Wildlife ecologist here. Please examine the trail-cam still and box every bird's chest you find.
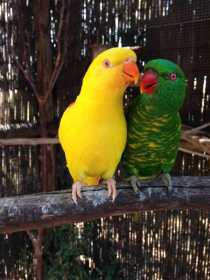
[73,105,126,158]
[130,114,180,154]
[75,115,126,176]
[82,117,126,153]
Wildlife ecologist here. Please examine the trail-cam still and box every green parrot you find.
[122,59,187,191]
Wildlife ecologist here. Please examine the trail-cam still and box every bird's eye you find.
[103,59,112,68]
[169,73,177,81]
[125,57,133,63]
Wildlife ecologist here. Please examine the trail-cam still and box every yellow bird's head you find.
[81,47,140,99]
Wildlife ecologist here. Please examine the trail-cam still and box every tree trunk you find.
[33,1,55,193]
[27,229,44,280]
[39,103,55,193]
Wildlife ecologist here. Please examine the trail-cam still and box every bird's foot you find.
[130,175,141,193]
[159,173,172,192]
[72,181,83,204]
[106,178,117,202]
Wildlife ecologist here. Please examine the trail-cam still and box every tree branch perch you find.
[1,176,210,234]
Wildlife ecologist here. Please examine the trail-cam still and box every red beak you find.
[140,71,158,95]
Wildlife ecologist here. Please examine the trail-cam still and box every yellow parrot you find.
[59,47,139,203]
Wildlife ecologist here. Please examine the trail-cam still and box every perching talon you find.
[106,178,117,202]
[72,181,83,204]
[160,173,172,192]
[130,175,141,194]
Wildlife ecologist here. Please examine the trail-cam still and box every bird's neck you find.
[78,84,126,107]
[140,100,177,119]
[76,91,125,122]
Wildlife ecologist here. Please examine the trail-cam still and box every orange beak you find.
[123,61,140,86]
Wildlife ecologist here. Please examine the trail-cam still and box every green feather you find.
[123,59,187,179]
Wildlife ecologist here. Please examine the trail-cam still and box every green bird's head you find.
[140,59,187,114]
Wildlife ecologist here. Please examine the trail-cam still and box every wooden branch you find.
[13,0,38,102]
[183,122,210,136]
[0,123,58,139]
[199,138,210,143]
[0,137,202,152]
[0,136,209,160]
[181,124,210,159]
[16,60,40,101]
[179,147,210,159]
[0,138,58,146]
[125,45,142,50]
[27,229,44,280]
[1,176,210,234]
[46,0,68,102]
[0,123,210,160]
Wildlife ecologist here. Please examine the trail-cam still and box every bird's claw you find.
[72,181,82,204]
[130,175,141,193]
[160,173,172,192]
[106,178,117,202]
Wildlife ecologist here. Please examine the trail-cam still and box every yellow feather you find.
[59,47,138,185]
